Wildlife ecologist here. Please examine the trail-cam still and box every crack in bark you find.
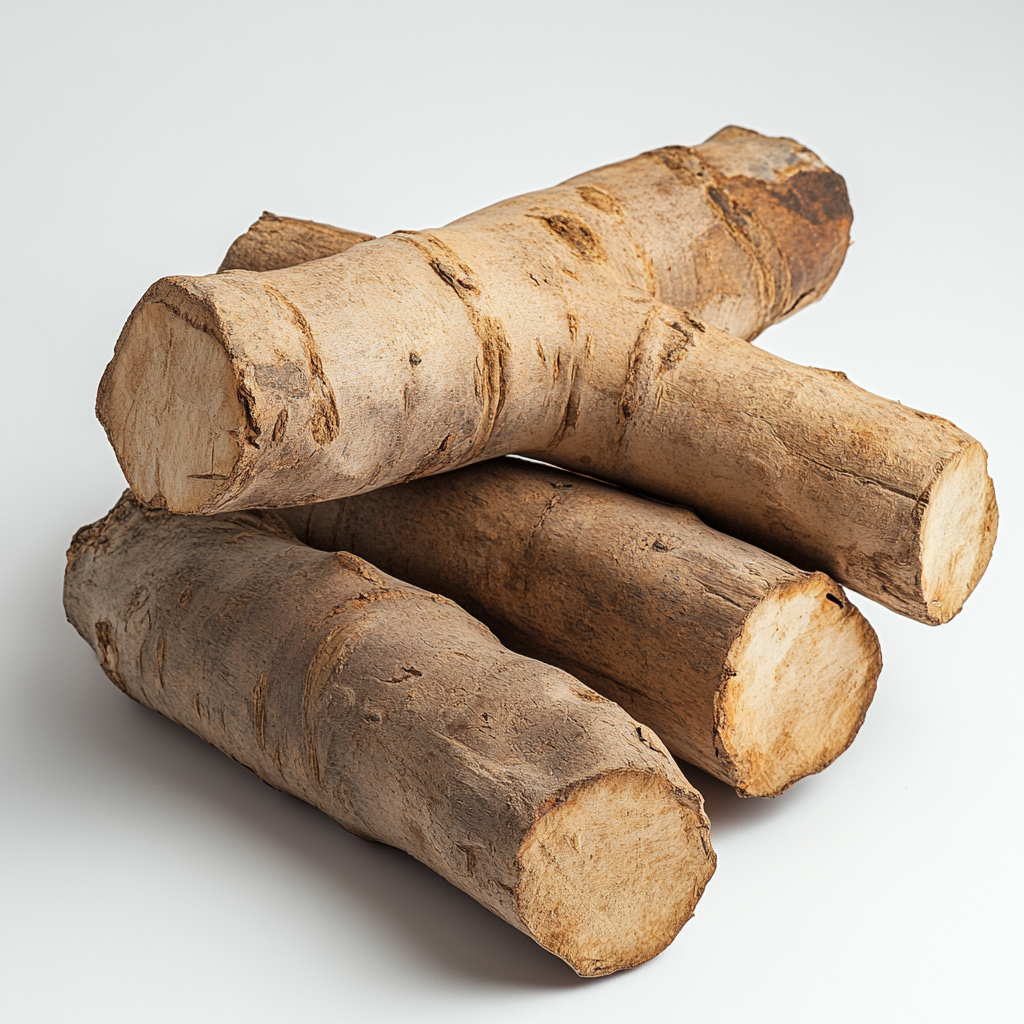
[261,282,340,445]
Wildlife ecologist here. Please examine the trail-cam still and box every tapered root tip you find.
[717,575,882,798]
[515,770,715,977]
[97,300,245,514]
[920,442,998,625]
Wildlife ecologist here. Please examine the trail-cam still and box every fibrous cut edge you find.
[716,573,882,798]
[516,769,712,977]
[920,441,998,625]
[98,301,245,513]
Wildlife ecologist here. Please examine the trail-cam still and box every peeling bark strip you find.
[99,126,997,623]
[63,493,714,977]
[280,458,882,798]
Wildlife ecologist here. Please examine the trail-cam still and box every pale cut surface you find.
[717,574,882,797]
[100,302,244,513]
[63,493,715,977]
[516,770,711,977]
[281,458,882,796]
[920,442,998,624]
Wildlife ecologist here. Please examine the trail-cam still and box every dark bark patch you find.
[530,213,607,262]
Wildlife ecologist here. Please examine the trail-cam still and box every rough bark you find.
[279,458,881,797]
[218,212,373,273]
[63,493,715,977]
[219,229,884,792]
[97,125,996,623]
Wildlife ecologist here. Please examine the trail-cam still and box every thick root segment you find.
[281,458,882,797]
[99,127,994,622]
[63,493,714,976]
[97,127,852,511]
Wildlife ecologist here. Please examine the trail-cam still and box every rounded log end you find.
[920,442,998,625]
[716,574,882,798]
[695,126,853,327]
[514,769,715,977]
[97,298,245,514]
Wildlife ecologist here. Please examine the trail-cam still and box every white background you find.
[1,2,1021,1020]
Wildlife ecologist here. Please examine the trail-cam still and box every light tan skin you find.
[98,126,997,623]
[227,231,881,796]
[281,458,882,798]
[63,494,715,978]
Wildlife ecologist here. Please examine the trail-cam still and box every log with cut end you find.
[191,222,882,794]
[216,213,999,628]
[63,493,715,977]
[279,458,882,797]
[97,126,997,623]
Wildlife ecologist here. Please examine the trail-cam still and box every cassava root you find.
[98,126,997,623]
[63,493,715,977]
[225,220,883,794]
[280,458,883,797]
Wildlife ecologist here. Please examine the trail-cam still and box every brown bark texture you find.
[221,226,882,793]
[219,212,373,273]
[63,493,716,977]
[97,125,997,623]
[279,458,882,797]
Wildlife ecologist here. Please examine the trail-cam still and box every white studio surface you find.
[1,2,1020,1021]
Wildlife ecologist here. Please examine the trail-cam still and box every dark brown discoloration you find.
[529,213,607,263]
[644,132,853,333]
[721,168,853,320]
[575,185,623,217]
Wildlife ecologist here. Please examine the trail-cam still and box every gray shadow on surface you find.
[678,762,813,835]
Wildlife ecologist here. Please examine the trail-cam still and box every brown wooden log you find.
[279,458,881,798]
[218,212,373,273]
[220,223,882,794]
[97,126,997,623]
[63,493,715,977]
[219,227,881,795]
